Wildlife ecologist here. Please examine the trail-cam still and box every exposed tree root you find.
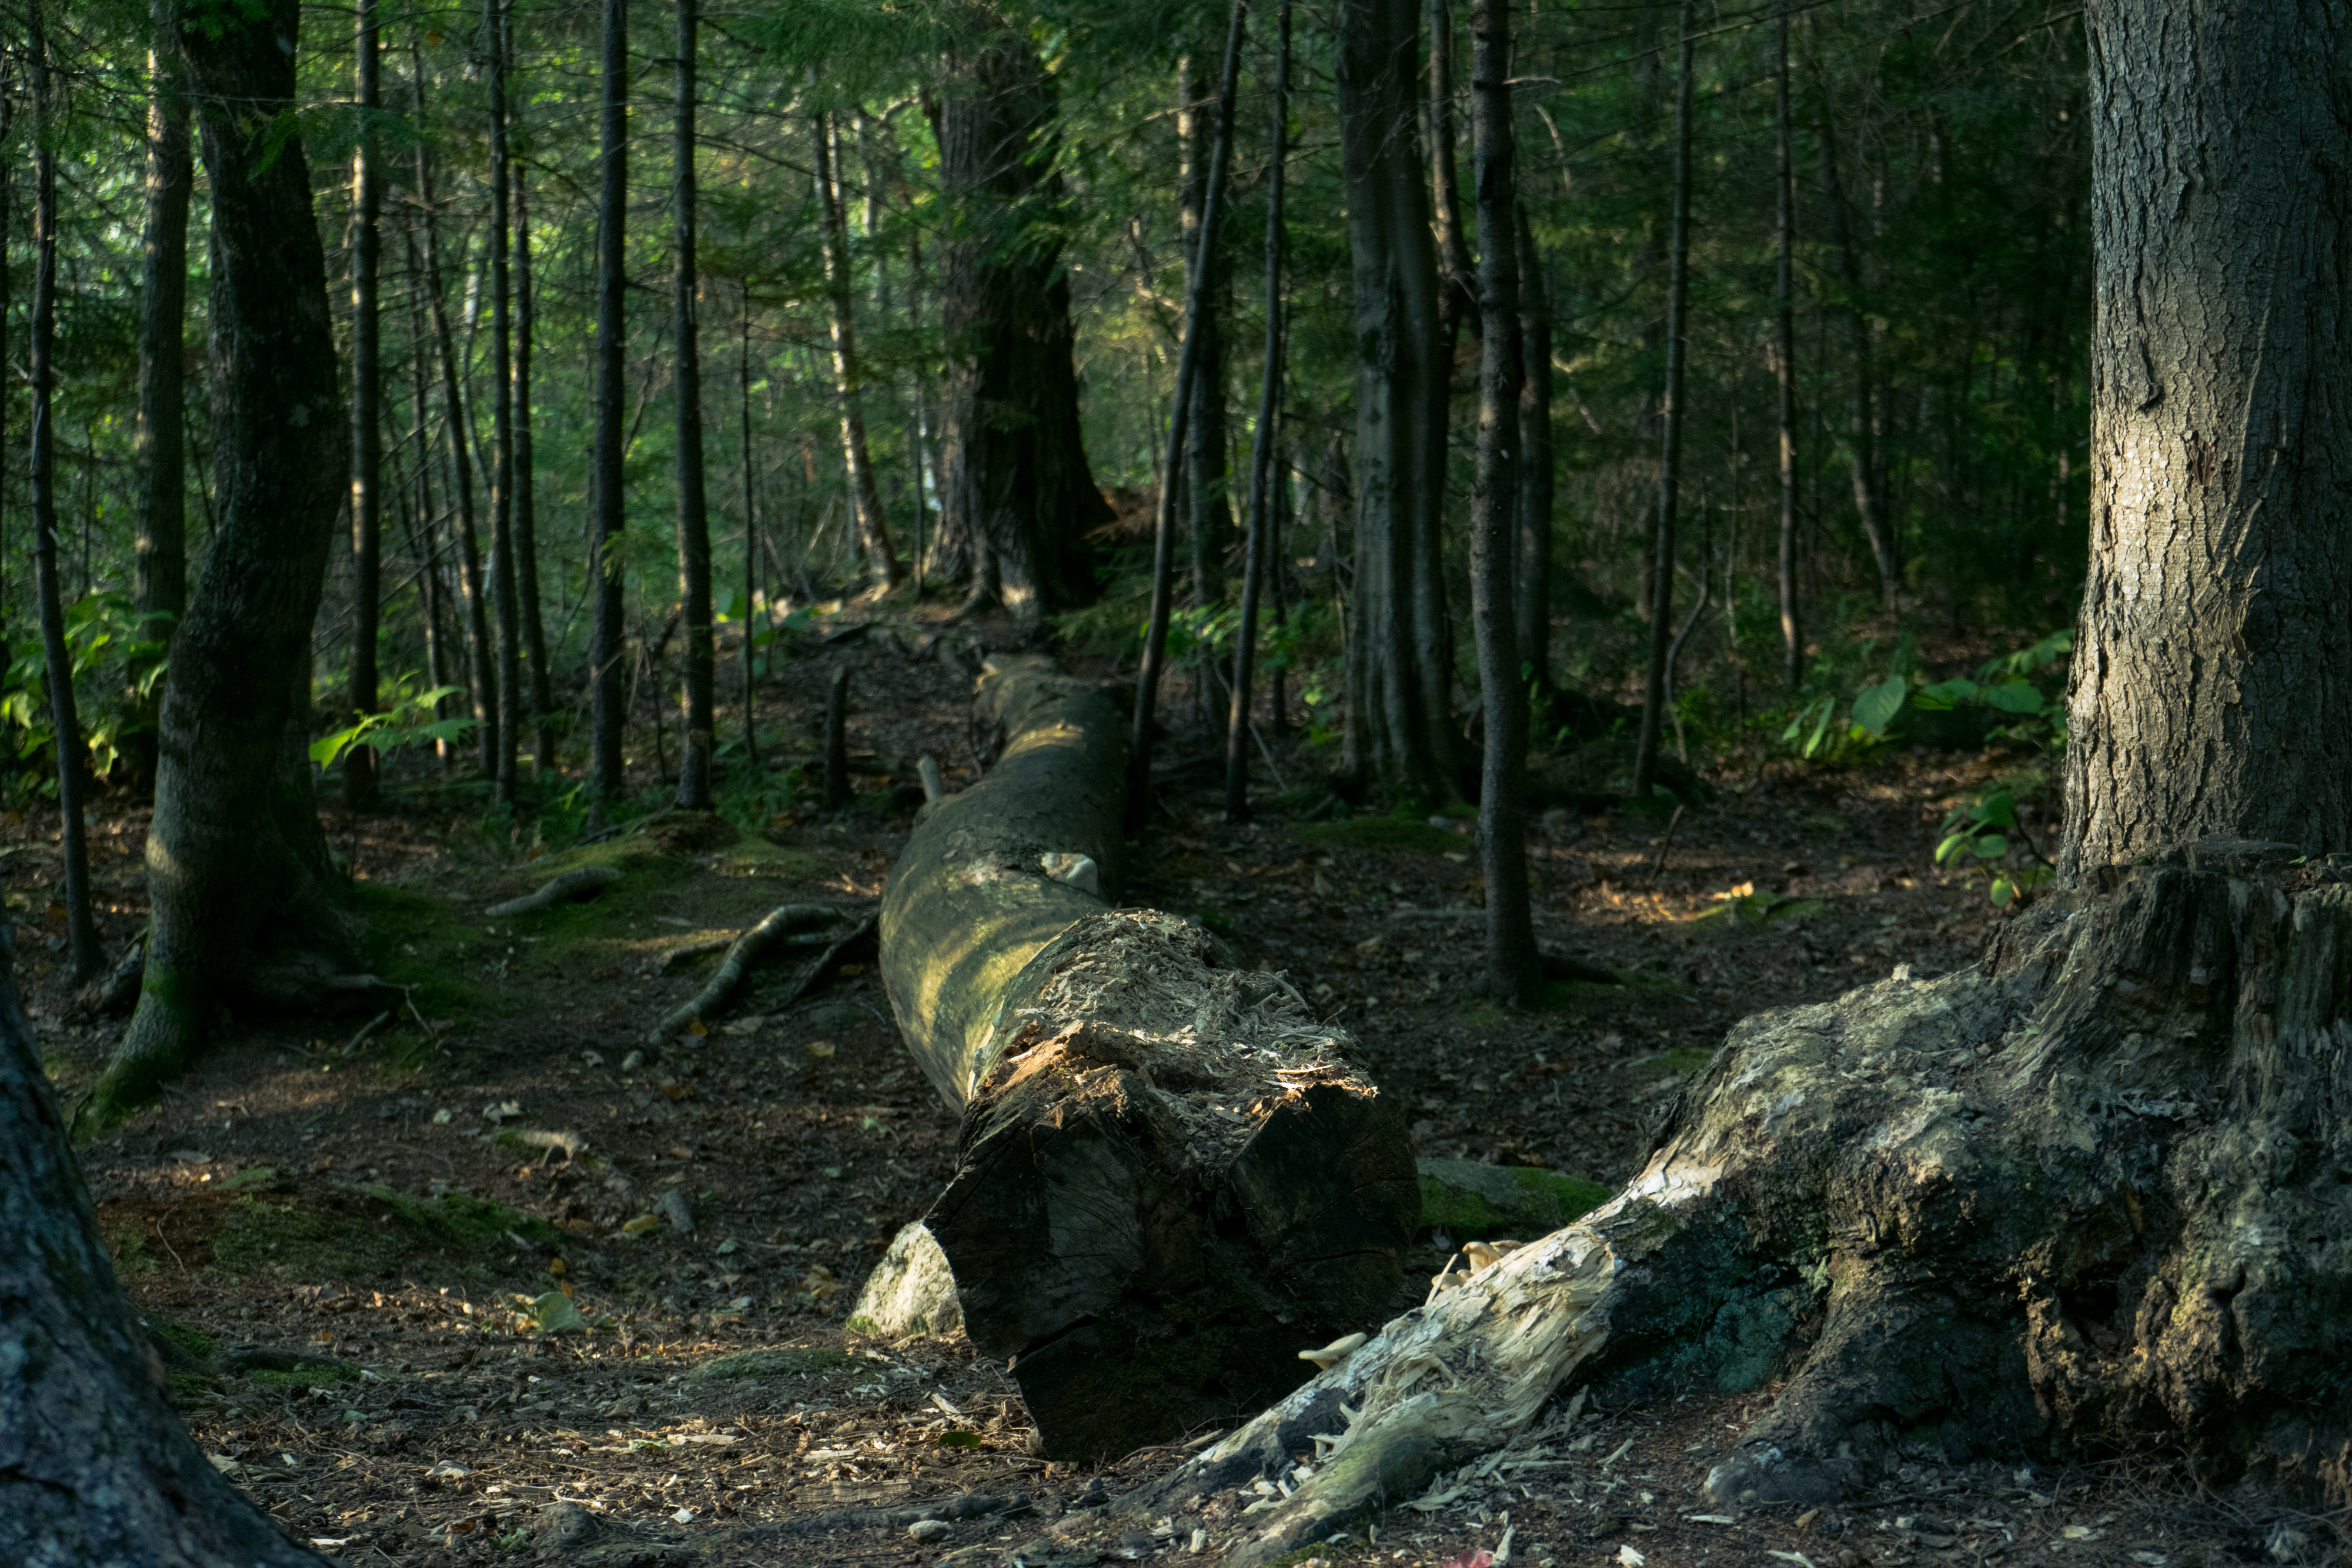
[648,903,860,1041]
[1086,844,2352,1562]
[485,864,624,917]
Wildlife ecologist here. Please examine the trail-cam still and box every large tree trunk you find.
[96,0,363,1117]
[1020,10,2352,1559]
[1335,0,1454,803]
[881,657,1416,1463]
[2060,0,2352,870]
[926,5,1111,617]
[1,918,327,1564]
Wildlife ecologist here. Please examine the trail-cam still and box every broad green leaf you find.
[1986,681,2044,714]
[1972,834,2010,859]
[1851,676,1907,735]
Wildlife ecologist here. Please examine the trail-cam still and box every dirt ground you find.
[18,610,2327,1568]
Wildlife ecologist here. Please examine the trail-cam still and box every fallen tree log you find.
[1037,844,2352,1564]
[878,655,1418,1462]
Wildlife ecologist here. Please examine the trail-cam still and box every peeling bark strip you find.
[880,658,1416,1461]
[1090,845,2352,1562]
[2063,0,2352,871]
[0,918,328,1565]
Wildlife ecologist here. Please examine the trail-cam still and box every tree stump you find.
[1100,842,2352,1563]
[879,656,1418,1461]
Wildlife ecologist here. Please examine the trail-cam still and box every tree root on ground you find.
[484,864,624,917]
[1056,844,2352,1564]
[647,904,866,1041]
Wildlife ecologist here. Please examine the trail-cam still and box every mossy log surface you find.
[879,657,1418,1462]
[1053,841,2352,1564]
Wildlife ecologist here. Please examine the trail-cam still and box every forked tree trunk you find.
[812,108,903,590]
[1010,9,2352,1559]
[0,918,327,1564]
[881,657,1416,1462]
[96,0,363,1114]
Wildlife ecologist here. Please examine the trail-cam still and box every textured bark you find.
[1224,0,1290,821]
[812,110,902,590]
[2061,0,2352,873]
[1,919,328,1566]
[671,0,714,811]
[133,28,192,651]
[882,657,1415,1462]
[925,7,1111,616]
[28,13,101,985]
[1335,0,1454,803]
[1631,0,1695,801]
[343,0,383,808]
[98,0,363,1115]
[1467,0,1535,1006]
[588,0,629,808]
[1513,210,1552,687]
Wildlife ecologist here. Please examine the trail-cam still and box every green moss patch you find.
[151,1316,218,1365]
[212,1186,558,1279]
[1297,817,1467,854]
[357,884,490,1018]
[1416,1157,1612,1239]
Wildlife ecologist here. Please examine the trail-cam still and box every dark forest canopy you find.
[0,0,2089,825]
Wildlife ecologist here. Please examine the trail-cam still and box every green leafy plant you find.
[1934,787,2053,908]
[1,594,175,788]
[310,676,476,770]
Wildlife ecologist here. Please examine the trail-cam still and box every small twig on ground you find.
[783,916,881,1007]
[342,1009,394,1057]
[153,1215,186,1272]
[1648,804,1688,883]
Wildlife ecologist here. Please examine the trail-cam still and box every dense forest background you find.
[0,0,2089,827]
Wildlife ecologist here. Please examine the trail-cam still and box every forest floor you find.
[19,609,2312,1568]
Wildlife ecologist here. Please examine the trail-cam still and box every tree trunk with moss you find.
[1004,9,2352,1558]
[880,656,1417,1462]
[93,0,363,1119]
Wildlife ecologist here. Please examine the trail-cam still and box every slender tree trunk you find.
[405,230,456,771]
[344,0,383,807]
[926,8,1112,616]
[29,12,99,985]
[1468,0,1535,1004]
[512,155,554,774]
[1428,0,1477,353]
[1816,105,1897,610]
[412,52,497,778]
[101,0,365,1114]
[1335,0,1453,803]
[1127,0,1245,830]
[133,27,191,657]
[486,0,520,807]
[1224,0,1289,822]
[1178,52,1234,607]
[589,0,630,811]
[1513,207,1552,687]
[739,298,759,765]
[670,0,714,809]
[812,109,902,589]
[2062,0,2352,871]
[1775,11,1802,693]
[1631,0,1695,800]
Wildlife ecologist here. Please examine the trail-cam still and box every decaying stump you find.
[1097,841,2352,1564]
[878,657,1418,1461]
